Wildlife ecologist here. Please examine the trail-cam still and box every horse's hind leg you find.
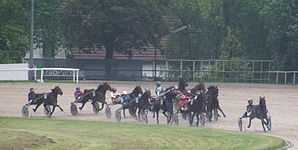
[79,102,86,110]
[33,103,42,112]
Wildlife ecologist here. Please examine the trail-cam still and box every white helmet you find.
[122,91,128,95]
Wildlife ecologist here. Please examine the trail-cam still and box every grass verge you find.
[0,117,285,150]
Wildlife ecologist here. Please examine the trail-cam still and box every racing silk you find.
[74,90,83,100]
[155,86,164,96]
[121,95,130,103]
[28,91,36,102]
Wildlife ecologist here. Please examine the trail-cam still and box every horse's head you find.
[259,96,266,107]
[132,85,143,95]
[191,82,206,94]
[178,78,188,92]
[207,85,218,97]
[97,82,112,91]
[52,86,63,95]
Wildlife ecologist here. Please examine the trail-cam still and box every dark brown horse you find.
[31,86,63,115]
[247,97,271,132]
[116,85,143,118]
[161,86,179,124]
[206,85,226,121]
[188,92,206,126]
[43,86,64,116]
[136,90,151,123]
[78,82,112,111]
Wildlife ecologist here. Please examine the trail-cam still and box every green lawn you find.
[0,117,285,150]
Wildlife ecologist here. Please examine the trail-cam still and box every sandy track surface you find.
[0,81,297,149]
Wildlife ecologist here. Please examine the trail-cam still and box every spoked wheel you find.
[141,111,148,124]
[92,102,100,114]
[238,118,243,132]
[200,113,205,126]
[115,109,121,122]
[70,103,78,116]
[266,116,272,131]
[105,106,112,119]
[44,105,51,117]
[21,105,29,117]
[214,109,219,121]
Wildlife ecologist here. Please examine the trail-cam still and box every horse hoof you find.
[33,109,36,112]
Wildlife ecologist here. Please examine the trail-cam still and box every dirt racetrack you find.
[0,81,297,149]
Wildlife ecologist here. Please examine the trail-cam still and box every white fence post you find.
[40,68,44,83]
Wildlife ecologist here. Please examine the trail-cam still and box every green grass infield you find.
[0,117,285,150]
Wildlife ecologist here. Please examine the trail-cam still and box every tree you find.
[0,0,30,63]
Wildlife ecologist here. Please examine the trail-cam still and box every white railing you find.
[28,68,80,83]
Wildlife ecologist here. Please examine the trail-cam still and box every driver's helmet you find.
[75,85,80,90]
[111,87,117,92]
[156,81,161,86]
[122,90,128,95]
[248,98,253,105]
[181,95,187,99]
[30,88,34,92]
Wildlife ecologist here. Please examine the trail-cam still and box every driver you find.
[73,85,83,102]
[28,88,36,104]
[241,98,254,118]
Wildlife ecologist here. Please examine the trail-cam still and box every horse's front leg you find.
[156,111,159,124]
[196,113,199,126]
[137,109,141,122]
[50,105,56,115]
[56,104,64,112]
[79,101,87,110]
[247,117,252,128]
[123,109,126,118]
[261,120,267,132]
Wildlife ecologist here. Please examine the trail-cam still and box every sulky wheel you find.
[92,102,100,114]
[214,109,219,121]
[70,103,78,116]
[44,105,51,116]
[115,109,121,122]
[105,106,112,119]
[238,118,243,132]
[21,105,29,117]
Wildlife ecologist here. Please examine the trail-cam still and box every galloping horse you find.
[30,86,63,114]
[78,82,112,111]
[188,92,206,126]
[117,85,143,118]
[239,97,271,132]
[205,85,226,121]
[43,86,64,116]
[161,86,179,124]
[136,90,151,123]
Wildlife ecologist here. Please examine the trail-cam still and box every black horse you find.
[116,85,143,118]
[78,82,112,111]
[205,85,226,121]
[136,90,152,123]
[161,86,179,124]
[43,86,64,116]
[188,92,206,126]
[29,86,63,115]
[239,97,271,132]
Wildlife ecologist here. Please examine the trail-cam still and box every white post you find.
[73,70,75,82]
[40,68,44,83]
[76,69,79,83]
[34,67,37,80]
